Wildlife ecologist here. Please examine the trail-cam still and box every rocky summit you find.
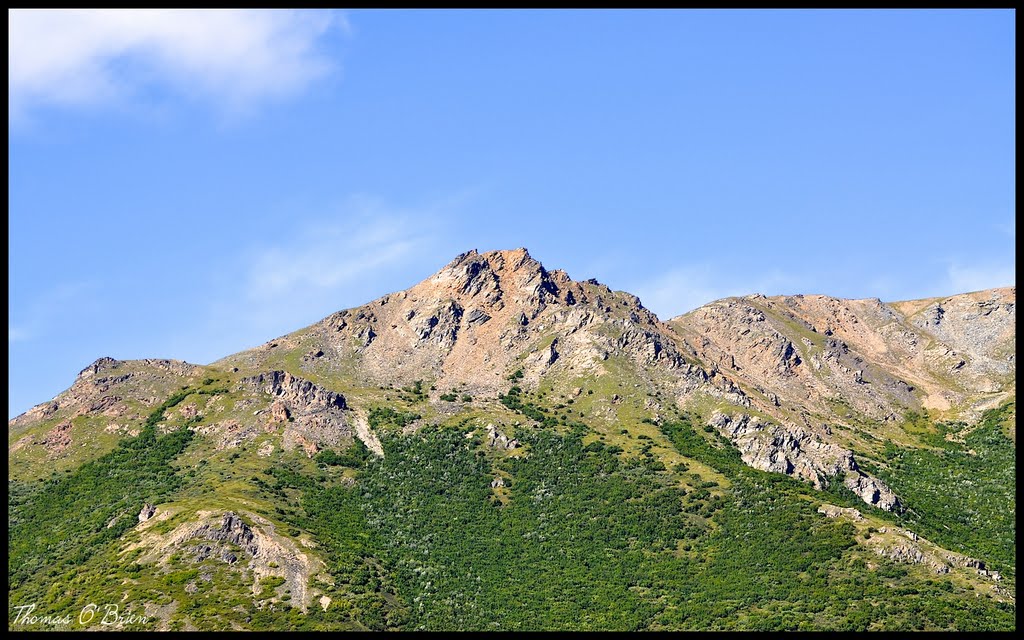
[8,248,1016,631]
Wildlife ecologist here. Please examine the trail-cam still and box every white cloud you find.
[246,212,433,302]
[9,326,31,343]
[946,263,1015,294]
[167,195,458,364]
[632,265,804,320]
[9,9,341,120]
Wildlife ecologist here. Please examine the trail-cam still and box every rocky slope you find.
[7,248,1015,630]
[669,288,1014,454]
[11,250,1014,510]
[129,509,324,614]
[219,248,706,400]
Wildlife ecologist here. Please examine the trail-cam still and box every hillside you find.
[8,249,1015,631]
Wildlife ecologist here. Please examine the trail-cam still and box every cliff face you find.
[708,411,901,511]
[243,371,352,456]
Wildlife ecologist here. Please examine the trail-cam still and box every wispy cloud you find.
[245,202,437,303]
[8,326,31,344]
[171,195,460,363]
[632,265,805,320]
[945,262,1015,294]
[9,9,341,121]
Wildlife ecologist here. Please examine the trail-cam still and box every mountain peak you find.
[12,247,1015,546]
[437,247,541,285]
[421,247,579,312]
[214,247,680,405]
[446,247,533,268]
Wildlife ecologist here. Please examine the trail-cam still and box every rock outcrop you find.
[843,472,901,513]
[485,424,518,449]
[134,510,323,611]
[350,410,384,457]
[816,505,1003,582]
[709,411,901,511]
[9,357,202,442]
[138,503,157,523]
[868,526,997,579]
[817,504,865,522]
[41,421,74,456]
[243,371,351,456]
[245,370,347,411]
[205,252,1009,511]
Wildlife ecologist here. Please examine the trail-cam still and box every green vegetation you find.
[398,380,428,403]
[367,406,421,430]
[144,384,228,428]
[9,423,194,596]
[870,402,1016,574]
[314,440,372,468]
[7,389,1015,631]
[498,386,584,429]
[264,417,1013,630]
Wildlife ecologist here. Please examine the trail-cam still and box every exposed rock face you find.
[270,398,291,423]
[670,288,1015,426]
[76,356,121,381]
[903,291,1016,380]
[246,370,347,411]
[190,512,260,560]
[868,527,996,579]
[175,403,198,421]
[198,250,1011,509]
[709,411,901,511]
[875,537,951,574]
[41,421,74,456]
[205,419,258,451]
[138,503,158,523]
[224,248,706,405]
[817,504,865,521]
[485,424,518,450]
[135,510,323,611]
[843,472,901,513]
[8,249,1013,544]
[9,356,201,439]
[243,371,351,456]
[414,300,464,347]
[818,506,1002,582]
[10,401,60,431]
[350,410,384,457]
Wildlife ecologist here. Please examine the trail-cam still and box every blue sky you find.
[8,9,1015,418]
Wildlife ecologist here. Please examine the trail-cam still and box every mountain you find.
[8,249,1016,631]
